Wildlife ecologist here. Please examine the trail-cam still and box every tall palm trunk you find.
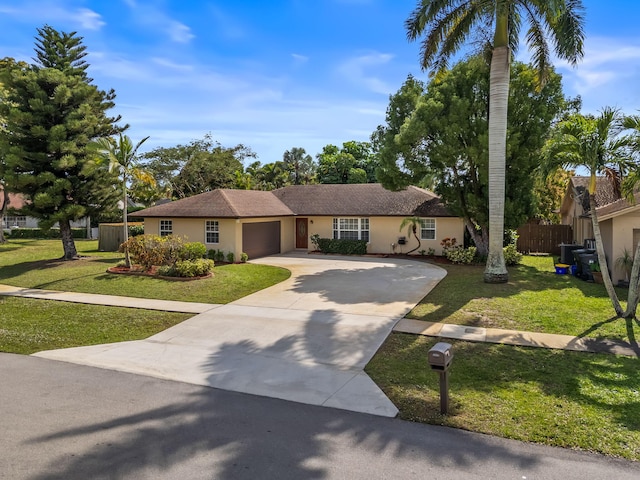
[484,39,509,283]
[624,238,640,317]
[588,191,623,316]
[122,172,131,268]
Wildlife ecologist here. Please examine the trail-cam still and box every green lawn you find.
[367,255,640,461]
[0,238,290,354]
[0,296,190,354]
[0,239,291,303]
[366,333,640,461]
[408,255,639,342]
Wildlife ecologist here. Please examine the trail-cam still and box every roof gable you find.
[134,189,294,218]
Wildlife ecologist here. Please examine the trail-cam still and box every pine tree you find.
[0,26,124,259]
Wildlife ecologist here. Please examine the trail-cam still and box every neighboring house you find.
[560,176,640,283]
[133,183,464,260]
[0,190,88,231]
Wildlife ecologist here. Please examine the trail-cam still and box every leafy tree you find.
[282,147,316,185]
[142,134,255,199]
[374,57,566,256]
[95,134,152,267]
[0,26,123,259]
[532,167,573,223]
[252,161,290,190]
[406,0,585,283]
[316,141,377,184]
[544,108,628,316]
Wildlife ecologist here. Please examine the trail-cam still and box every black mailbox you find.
[397,236,407,245]
[428,342,453,371]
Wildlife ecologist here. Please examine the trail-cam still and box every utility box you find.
[428,342,453,371]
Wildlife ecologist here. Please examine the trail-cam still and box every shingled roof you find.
[133,189,294,218]
[272,184,453,216]
[134,184,454,219]
[571,176,621,212]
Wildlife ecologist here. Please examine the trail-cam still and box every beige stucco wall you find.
[608,212,640,283]
[305,216,465,255]
[144,216,294,258]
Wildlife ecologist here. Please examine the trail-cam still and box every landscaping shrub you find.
[445,246,477,264]
[503,244,523,266]
[7,228,86,239]
[179,242,207,261]
[315,237,367,255]
[310,234,321,251]
[226,252,235,263]
[122,234,185,270]
[214,249,225,262]
[173,258,215,277]
[128,225,144,237]
[240,252,249,263]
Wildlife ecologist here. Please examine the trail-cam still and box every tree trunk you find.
[59,219,78,260]
[122,175,131,268]
[0,187,8,244]
[464,218,488,257]
[406,226,421,254]
[589,193,623,316]
[624,237,640,318]
[484,43,509,283]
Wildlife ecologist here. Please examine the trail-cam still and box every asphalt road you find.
[2,353,638,480]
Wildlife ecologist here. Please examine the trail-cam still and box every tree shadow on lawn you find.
[408,262,636,337]
[21,311,553,480]
[373,335,640,441]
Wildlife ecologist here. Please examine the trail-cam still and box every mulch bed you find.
[106,266,212,281]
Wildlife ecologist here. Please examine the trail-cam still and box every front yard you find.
[366,256,640,461]
[0,239,290,353]
[1,240,639,460]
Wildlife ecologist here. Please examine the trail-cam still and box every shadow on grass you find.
[18,310,552,479]
[368,334,640,447]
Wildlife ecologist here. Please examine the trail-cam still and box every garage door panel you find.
[242,221,281,259]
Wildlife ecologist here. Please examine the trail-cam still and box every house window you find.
[333,218,369,242]
[159,220,172,237]
[420,218,436,240]
[3,215,26,228]
[205,220,219,244]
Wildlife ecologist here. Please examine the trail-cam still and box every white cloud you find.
[337,52,395,94]
[168,21,195,43]
[292,53,309,64]
[0,2,105,30]
[74,8,106,30]
[151,57,194,71]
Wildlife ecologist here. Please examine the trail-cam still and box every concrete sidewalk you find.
[394,319,640,357]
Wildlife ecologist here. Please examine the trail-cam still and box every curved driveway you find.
[35,253,446,417]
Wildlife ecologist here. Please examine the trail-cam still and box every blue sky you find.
[1,0,639,164]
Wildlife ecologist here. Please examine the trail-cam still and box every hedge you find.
[316,237,367,255]
[5,228,87,239]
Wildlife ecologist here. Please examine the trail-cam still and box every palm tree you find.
[96,134,151,268]
[619,114,640,316]
[399,216,423,254]
[545,108,628,316]
[405,0,585,283]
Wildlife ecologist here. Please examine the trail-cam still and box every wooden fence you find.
[98,222,143,252]
[516,224,573,255]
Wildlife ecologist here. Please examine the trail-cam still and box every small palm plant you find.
[615,248,634,283]
[399,216,422,254]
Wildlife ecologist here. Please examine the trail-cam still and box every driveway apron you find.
[34,253,446,417]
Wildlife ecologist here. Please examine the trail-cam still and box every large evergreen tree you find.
[0,26,123,259]
[374,57,566,256]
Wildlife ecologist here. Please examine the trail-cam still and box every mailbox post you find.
[428,342,453,414]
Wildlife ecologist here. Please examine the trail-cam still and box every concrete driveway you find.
[35,253,446,417]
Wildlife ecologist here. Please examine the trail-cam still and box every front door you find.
[296,218,308,249]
